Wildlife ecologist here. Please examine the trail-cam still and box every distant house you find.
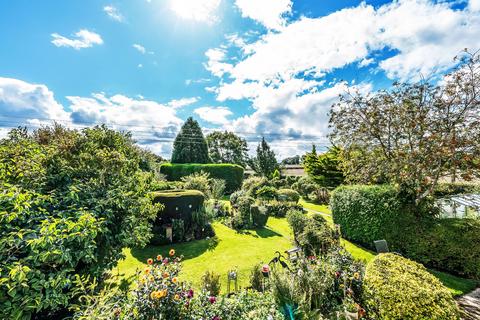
[244,164,306,177]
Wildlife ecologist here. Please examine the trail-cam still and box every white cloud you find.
[469,0,480,12]
[167,97,199,109]
[133,44,146,54]
[170,0,221,24]
[0,77,69,126]
[103,5,124,22]
[194,106,233,124]
[51,29,103,50]
[235,0,292,30]
[204,48,233,77]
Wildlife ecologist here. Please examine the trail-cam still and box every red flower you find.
[209,296,216,304]
[147,258,153,265]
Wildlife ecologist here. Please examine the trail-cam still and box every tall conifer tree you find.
[171,117,210,163]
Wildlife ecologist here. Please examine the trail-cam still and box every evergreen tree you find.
[249,137,279,177]
[303,146,344,188]
[206,131,249,167]
[171,117,210,163]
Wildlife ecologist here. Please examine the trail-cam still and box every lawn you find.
[299,197,478,296]
[115,217,293,291]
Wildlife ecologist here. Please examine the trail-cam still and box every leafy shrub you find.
[363,253,459,319]
[0,126,159,319]
[331,185,480,279]
[160,163,244,193]
[172,219,185,242]
[229,189,247,207]
[312,187,330,204]
[151,190,205,230]
[264,200,304,217]
[434,182,480,197]
[251,205,269,227]
[208,178,226,201]
[201,271,221,296]
[181,171,211,196]
[255,186,278,200]
[277,188,300,203]
[292,176,318,198]
[286,209,307,242]
[190,207,215,240]
[249,263,266,292]
[241,176,270,196]
[231,196,255,229]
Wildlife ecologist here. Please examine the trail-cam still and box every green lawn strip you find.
[298,198,476,296]
[115,217,293,291]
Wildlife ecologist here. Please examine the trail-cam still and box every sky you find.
[1,0,480,159]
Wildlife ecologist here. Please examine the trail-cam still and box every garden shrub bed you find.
[363,253,459,319]
[331,185,480,279]
[160,163,244,193]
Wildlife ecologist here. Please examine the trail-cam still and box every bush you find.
[151,190,205,230]
[160,163,244,193]
[249,263,266,292]
[312,187,330,204]
[201,271,221,296]
[181,171,211,196]
[231,196,254,229]
[277,189,300,203]
[292,176,317,198]
[251,205,269,227]
[241,176,270,196]
[331,184,480,279]
[172,219,185,242]
[264,200,304,217]
[229,189,248,206]
[363,253,459,319]
[434,182,480,197]
[208,179,226,201]
[255,186,278,200]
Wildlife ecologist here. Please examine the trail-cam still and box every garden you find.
[1,51,479,320]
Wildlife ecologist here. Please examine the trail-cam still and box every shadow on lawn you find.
[235,227,281,238]
[130,236,220,263]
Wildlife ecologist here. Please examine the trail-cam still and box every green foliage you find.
[434,182,480,197]
[281,155,300,165]
[208,178,226,201]
[241,176,270,197]
[229,189,248,207]
[249,263,266,292]
[249,138,279,178]
[206,131,249,167]
[231,196,255,229]
[264,200,304,218]
[0,125,160,319]
[363,253,459,320]
[160,163,244,193]
[181,171,211,196]
[303,146,345,188]
[255,185,278,200]
[251,205,268,227]
[172,219,185,242]
[277,188,300,203]
[201,270,221,296]
[292,176,318,199]
[171,117,210,164]
[272,169,281,179]
[331,185,480,279]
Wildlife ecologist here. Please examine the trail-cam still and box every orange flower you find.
[150,291,159,300]
[156,254,163,261]
[172,277,178,283]
[144,268,150,274]
[147,258,153,265]
[169,249,175,256]
[163,272,170,278]
[159,289,167,298]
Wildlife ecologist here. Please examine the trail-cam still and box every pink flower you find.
[186,289,194,299]
[209,296,216,304]
[262,264,270,273]
[162,258,169,265]
[212,316,220,320]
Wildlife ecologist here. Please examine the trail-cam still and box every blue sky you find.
[1,0,479,158]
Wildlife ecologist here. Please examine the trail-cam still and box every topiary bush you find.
[160,163,244,193]
[363,253,459,319]
[264,200,304,218]
[241,176,270,196]
[277,189,300,203]
[251,205,269,227]
[255,186,278,200]
[151,190,205,233]
[292,176,317,198]
[231,196,255,229]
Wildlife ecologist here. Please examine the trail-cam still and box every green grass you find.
[115,217,293,290]
[298,198,477,296]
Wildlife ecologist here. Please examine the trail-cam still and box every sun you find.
[169,0,221,24]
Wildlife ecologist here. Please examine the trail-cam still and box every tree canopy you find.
[303,146,344,188]
[171,117,210,163]
[206,131,249,167]
[329,50,480,203]
[249,137,279,178]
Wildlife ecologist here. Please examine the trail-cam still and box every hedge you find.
[363,253,459,319]
[151,190,205,228]
[160,163,244,193]
[331,185,480,279]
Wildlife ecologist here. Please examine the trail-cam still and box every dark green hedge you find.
[331,185,480,279]
[160,163,244,193]
[151,190,205,228]
[363,253,459,319]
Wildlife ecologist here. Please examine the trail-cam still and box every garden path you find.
[457,288,480,320]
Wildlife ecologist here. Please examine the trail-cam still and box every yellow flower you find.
[172,277,178,284]
[144,268,150,274]
[159,289,167,298]
[353,272,360,280]
[156,254,163,261]
[148,275,154,282]
[174,294,180,301]
[150,291,158,300]
[169,249,175,256]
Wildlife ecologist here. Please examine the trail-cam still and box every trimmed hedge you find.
[151,190,205,227]
[251,205,268,227]
[363,253,459,319]
[160,163,244,193]
[331,185,480,279]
